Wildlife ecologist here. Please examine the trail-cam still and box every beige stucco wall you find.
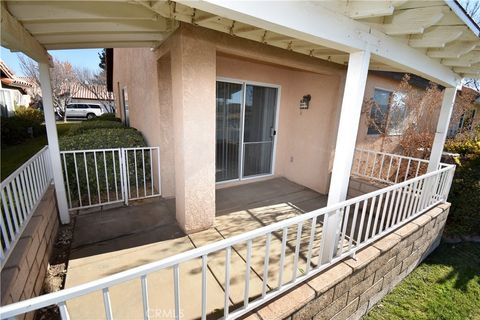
[112,23,442,232]
[216,54,344,194]
[112,48,166,195]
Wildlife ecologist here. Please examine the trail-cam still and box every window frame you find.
[367,87,407,136]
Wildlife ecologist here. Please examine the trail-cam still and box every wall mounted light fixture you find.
[300,94,311,109]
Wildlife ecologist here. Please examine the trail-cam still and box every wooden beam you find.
[443,51,480,67]
[24,19,174,35]
[453,64,480,73]
[428,42,477,59]
[382,7,445,35]
[36,32,169,44]
[1,4,51,63]
[323,51,371,263]
[409,26,467,48]
[179,0,459,86]
[427,87,457,172]
[461,73,480,79]
[44,41,161,50]
[7,1,159,22]
[347,2,396,19]
[38,62,69,224]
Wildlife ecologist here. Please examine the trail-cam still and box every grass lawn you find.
[365,242,480,320]
[1,123,76,180]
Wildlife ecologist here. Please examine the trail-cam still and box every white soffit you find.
[1,1,479,83]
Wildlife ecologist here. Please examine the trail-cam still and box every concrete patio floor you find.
[64,178,333,319]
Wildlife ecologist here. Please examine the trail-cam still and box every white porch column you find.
[321,50,370,263]
[39,63,70,224]
[427,87,458,172]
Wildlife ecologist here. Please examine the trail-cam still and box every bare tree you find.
[459,0,480,23]
[464,78,480,91]
[18,54,80,121]
[75,67,115,112]
[363,74,478,159]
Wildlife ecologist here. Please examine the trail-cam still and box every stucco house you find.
[0,1,479,320]
[110,20,477,233]
[69,83,115,113]
[0,60,33,117]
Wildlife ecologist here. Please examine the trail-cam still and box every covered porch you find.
[0,0,476,319]
[65,178,328,319]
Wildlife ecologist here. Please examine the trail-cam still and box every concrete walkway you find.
[65,178,329,319]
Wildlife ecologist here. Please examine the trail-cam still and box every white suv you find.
[65,103,105,120]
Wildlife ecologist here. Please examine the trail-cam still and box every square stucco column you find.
[170,31,216,233]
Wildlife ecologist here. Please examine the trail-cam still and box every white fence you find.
[0,151,455,320]
[0,147,52,268]
[353,148,433,184]
[60,147,161,211]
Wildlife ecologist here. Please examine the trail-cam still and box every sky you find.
[1,47,103,76]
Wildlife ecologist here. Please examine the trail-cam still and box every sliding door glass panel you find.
[243,85,278,177]
[216,81,243,182]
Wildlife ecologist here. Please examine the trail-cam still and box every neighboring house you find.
[69,83,115,113]
[448,87,480,137]
[0,60,33,117]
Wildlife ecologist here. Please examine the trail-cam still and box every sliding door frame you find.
[216,77,281,185]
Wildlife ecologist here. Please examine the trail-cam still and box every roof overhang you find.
[1,0,479,86]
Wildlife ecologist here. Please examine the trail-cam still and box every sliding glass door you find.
[216,80,278,183]
[216,81,242,182]
[243,84,277,177]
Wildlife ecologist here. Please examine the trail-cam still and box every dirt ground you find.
[34,219,75,320]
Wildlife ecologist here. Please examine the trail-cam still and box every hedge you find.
[59,127,146,150]
[86,113,122,122]
[15,106,44,124]
[444,127,480,236]
[67,120,125,135]
[59,127,149,206]
[1,107,45,146]
[1,116,45,146]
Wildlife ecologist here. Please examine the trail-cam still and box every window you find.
[367,89,406,135]
[387,92,406,135]
[368,89,390,135]
[122,87,130,127]
[458,109,476,132]
[89,105,102,109]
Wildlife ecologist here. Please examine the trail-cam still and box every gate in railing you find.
[60,147,161,211]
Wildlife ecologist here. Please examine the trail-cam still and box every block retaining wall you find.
[245,202,451,320]
[1,185,59,313]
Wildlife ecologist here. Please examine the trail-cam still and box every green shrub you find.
[444,127,480,157]
[15,106,44,124]
[444,127,480,236]
[86,113,122,122]
[60,127,146,150]
[1,116,45,146]
[67,120,124,135]
[445,156,480,236]
[59,128,149,206]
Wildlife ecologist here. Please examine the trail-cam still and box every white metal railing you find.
[353,148,431,184]
[0,156,455,320]
[60,147,161,210]
[0,146,52,268]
